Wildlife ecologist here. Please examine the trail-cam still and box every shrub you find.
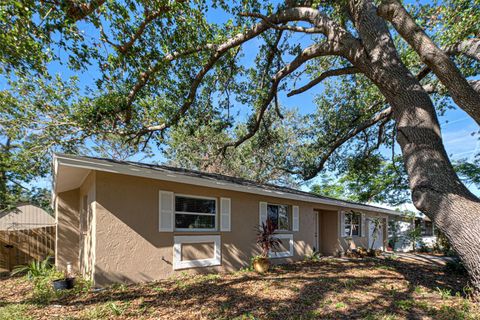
[444,260,467,276]
[11,257,55,280]
[12,257,92,304]
[304,251,321,262]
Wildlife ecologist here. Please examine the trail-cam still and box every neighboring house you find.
[0,204,55,271]
[388,212,437,252]
[53,154,402,286]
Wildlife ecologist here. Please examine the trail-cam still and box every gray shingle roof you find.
[56,153,401,215]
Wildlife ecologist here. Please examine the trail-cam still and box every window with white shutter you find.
[174,195,217,231]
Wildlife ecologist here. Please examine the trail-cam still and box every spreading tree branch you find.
[105,2,187,54]
[303,107,392,180]
[240,12,325,34]
[128,7,358,135]
[219,41,342,153]
[445,38,480,62]
[287,66,359,97]
[378,0,480,125]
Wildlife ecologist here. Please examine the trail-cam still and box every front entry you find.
[368,219,384,250]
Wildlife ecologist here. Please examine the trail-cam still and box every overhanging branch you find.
[303,106,392,180]
[378,0,480,125]
[287,66,359,97]
[219,41,341,153]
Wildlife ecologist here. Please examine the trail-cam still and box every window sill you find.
[174,231,221,235]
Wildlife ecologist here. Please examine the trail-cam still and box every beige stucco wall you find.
[55,189,80,272]
[79,171,96,279]
[55,168,395,285]
[92,171,323,285]
[337,212,389,252]
[319,210,341,255]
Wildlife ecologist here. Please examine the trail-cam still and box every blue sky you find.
[9,2,480,201]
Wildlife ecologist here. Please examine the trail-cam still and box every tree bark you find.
[347,0,480,293]
[378,0,480,126]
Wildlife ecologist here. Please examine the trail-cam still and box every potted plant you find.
[53,262,75,290]
[252,219,281,273]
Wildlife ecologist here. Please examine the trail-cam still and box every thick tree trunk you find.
[378,0,480,126]
[346,0,480,293]
[383,77,480,294]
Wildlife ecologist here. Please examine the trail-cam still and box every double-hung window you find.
[175,195,216,231]
[344,212,361,237]
[267,204,290,231]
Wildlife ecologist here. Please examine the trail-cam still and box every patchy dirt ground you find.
[1,256,479,320]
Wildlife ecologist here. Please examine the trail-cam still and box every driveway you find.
[384,252,457,266]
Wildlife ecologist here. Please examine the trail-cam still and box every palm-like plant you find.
[11,256,54,280]
[256,219,281,258]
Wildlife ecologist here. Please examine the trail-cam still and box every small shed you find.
[0,204,55,272]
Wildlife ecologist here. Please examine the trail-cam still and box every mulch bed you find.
[0,256,478,319]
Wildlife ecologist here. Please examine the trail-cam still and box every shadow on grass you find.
[0,258,472,319]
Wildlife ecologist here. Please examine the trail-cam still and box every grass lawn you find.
[0,256,479,320]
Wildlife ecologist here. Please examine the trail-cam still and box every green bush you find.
[444,260,467,276]
[12,257,92,304]
[11,257,55,280]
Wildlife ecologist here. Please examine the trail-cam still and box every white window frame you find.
[173,235,221,270]
[267,203,291,232]
[174,194,218,232]
[269,233,294,258]
[344,211,362,237]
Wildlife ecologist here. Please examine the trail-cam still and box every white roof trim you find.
[53,154,401,215]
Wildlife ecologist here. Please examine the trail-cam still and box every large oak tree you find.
[2,0,480,291]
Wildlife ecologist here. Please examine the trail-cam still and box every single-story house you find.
[53,154,402,286]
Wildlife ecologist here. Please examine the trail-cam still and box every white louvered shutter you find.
[220,198,231,232]
[159,191,174,232]
[361,213,366,237]
[340,211,345,237]
[292,206,299,231]
[259,202,268,226]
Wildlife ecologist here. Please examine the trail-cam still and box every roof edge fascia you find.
[53,154,401,216]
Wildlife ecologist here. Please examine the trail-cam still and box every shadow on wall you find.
[57,189,80,271]
[94,173,263,270]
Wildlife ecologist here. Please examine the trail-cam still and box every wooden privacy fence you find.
[0,226,55,272]
[0,205,56,273]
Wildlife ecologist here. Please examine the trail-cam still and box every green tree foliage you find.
[0,0,478,210]
[165,109,302,186]
[311,155,410,205]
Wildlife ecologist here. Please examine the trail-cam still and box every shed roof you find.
[0,204,55,231]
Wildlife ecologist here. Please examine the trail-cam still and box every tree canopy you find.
[2,0,480,291]
[1,0,478,208]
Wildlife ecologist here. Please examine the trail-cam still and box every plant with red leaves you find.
[256,219,281,258]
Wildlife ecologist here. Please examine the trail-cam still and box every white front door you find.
[368,220,384,250]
